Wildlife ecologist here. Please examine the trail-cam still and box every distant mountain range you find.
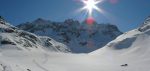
[17,18,122,53]
[0,16,70,53]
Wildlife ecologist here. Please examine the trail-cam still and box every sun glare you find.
[81,0,103,17]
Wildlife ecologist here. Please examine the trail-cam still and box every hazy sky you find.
[0,0,150,32]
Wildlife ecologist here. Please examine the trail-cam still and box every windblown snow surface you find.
[0,17,150,71]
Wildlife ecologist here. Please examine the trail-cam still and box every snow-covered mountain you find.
[91,16,150,56]
[0,16,150,71]
[0,16,71,53]
[17,18,122,53]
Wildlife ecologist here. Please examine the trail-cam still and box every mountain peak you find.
[33,18,50,24]
[64,19,80,25]
[138,16,150,32]
[0,16,4,20]
[0,16,6,24]
[36,18,45,21]
[144,16,150,25]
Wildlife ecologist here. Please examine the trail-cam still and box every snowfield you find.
[0,48,150,71]
[0,16,150,71]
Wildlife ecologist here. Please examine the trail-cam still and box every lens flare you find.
[80,0,103,17]
[86,17,95,25]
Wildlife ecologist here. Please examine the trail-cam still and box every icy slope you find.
[0,16,70,52]
[17,18,122,53]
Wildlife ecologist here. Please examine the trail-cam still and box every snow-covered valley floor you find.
[0,16,150,71]
[0,49,150,71]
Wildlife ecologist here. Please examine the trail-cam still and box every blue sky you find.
[0,0,150,32]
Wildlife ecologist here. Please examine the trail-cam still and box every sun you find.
[81,0,103,17]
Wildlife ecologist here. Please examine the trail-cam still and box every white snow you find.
[0,44,150,71]
[0,17,150,71]
[0,27,150,71]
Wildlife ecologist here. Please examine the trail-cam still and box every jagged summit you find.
[33,18,51,24]
[64,19,79,24]
[17,18,122,53]
[0,16,7,25]
[138,16,150,32]
[143,16,150,25]
[0,16,16,31]
[0,16,4,21]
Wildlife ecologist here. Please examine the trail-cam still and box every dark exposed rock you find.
[121,64,128,67]
[1,40,16,45]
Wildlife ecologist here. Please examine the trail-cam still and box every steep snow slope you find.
[91,16,150,55]
[0,16,70,53]
[17,18,122,53]
[0,16,150,71]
